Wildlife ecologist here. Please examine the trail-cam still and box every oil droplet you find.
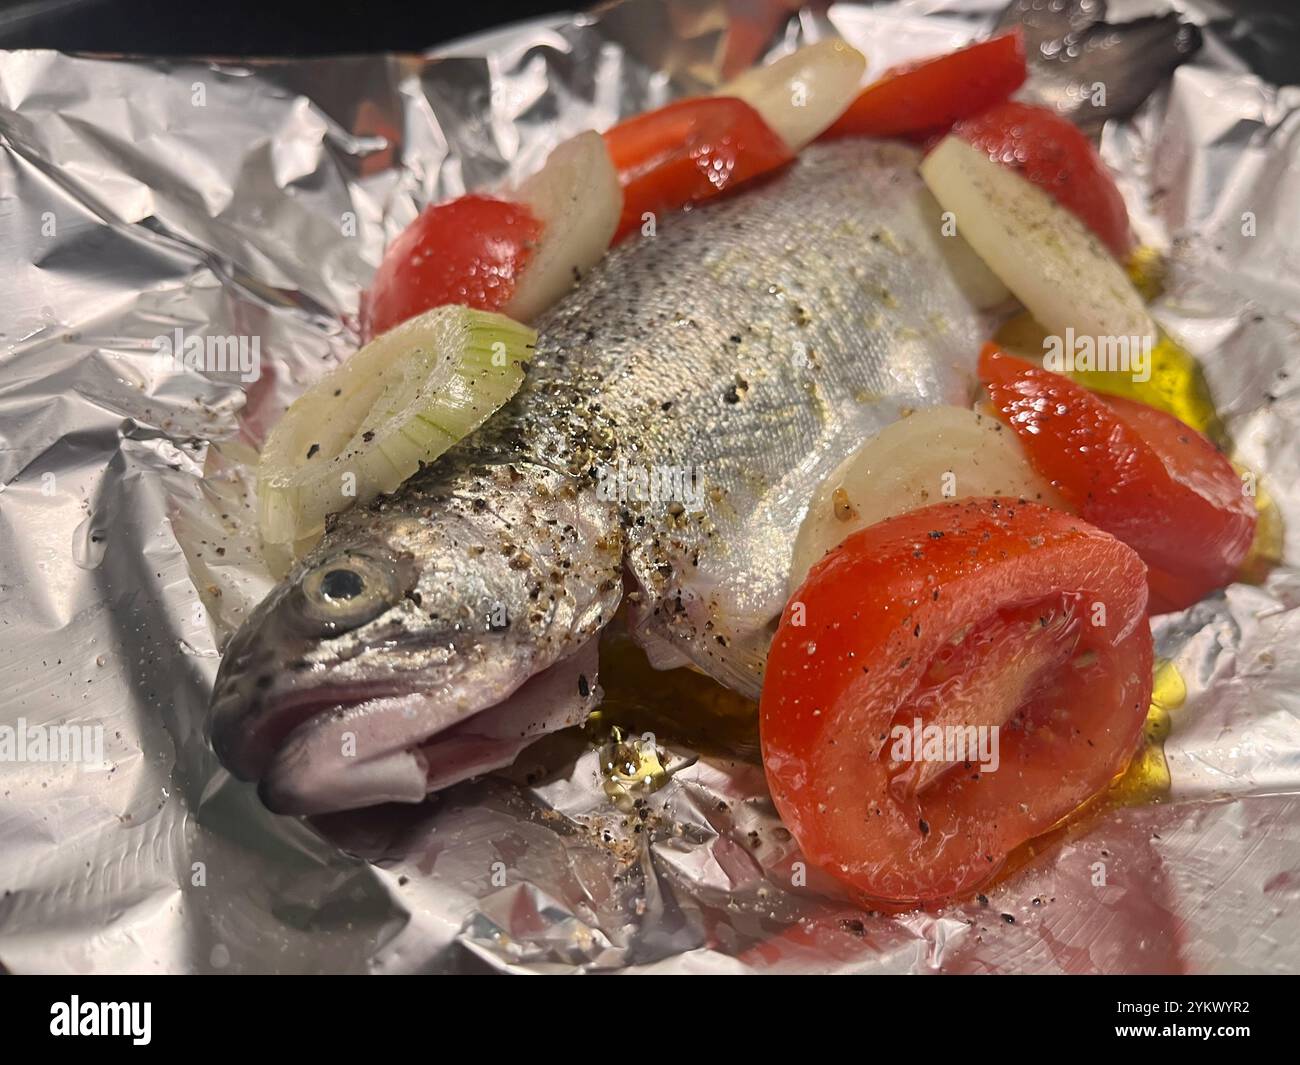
[1125,244,1167,303]
[1069,331,1225,446]
[1108,659,1187,807]
[592,623,759,759]
[587,720,669,811]
[72,513,107,569]
[1238,469,1285,586]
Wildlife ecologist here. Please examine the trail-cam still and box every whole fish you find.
[209,139,987,814]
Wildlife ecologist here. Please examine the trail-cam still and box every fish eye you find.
[300,554,395,631]
[320,568,365,600]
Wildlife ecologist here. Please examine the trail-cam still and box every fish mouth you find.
[209,636,601,816]
[209,676,412,784]
[255,689,440,815]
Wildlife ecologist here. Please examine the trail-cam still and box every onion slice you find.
[718,39,867,151]
[502,130,622,322]
[919,134,1155,345]
[789,405,1068,591]
[257,305,535,558]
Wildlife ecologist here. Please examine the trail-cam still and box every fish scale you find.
[209,137,987,813]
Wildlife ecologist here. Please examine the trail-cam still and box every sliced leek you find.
[258,305,535,554]
[718,39,867,151]
[919,135,1156,346]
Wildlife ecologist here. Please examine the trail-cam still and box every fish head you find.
[209,459,623,814]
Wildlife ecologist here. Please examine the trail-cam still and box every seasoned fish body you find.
[552,140,985,694]
[209,139,985,813]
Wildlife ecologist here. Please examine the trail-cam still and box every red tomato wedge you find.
[821,31,1026,141]
[362,194,542,341]
[954,102,1132,259]
[979,345,1256,612]
[602,96,794,243]
[761,498,1153,907]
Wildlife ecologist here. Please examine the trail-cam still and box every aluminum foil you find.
[1,0,1298,974]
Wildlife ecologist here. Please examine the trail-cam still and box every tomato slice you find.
[954,102,1132,258]
[761,498,1152,907]
[979,345,1256,611]
[821,31,1026,141]
[362,194,542,341]
[602,96,795,243]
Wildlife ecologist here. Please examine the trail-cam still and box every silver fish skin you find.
[208,139,985,814]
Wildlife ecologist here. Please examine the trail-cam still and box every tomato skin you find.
[821,31,1026,141]
[761,498,1152,908]
[362,194,541,341]
[979,345,1256,611]
[602,97,795,243]
[954,102,1132,258]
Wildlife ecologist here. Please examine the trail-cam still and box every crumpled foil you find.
[1,0,1298,974]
